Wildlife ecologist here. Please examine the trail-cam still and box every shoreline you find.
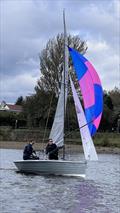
[0,141,120,154]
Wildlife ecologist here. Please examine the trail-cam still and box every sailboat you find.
[14,12,103,177]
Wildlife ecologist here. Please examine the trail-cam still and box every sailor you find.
[46,139,58,160]
[23,140,39,160]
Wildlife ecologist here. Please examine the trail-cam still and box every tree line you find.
[21,87,120,132]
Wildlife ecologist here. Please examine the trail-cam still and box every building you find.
[0,101,23,113]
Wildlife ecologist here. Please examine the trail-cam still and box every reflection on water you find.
[0,149,120,213]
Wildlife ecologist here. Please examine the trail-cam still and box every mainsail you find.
[49,11,68,147]
[69,47,103,136]
[70,77,98,161]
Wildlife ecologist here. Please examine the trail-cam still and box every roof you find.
[7,104,23,112]
[0,101,23,112]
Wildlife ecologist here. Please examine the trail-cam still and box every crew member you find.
[46,139,58,160]
[23,140,39,160]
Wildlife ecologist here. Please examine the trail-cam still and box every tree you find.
[100,104,113,132]
[23,90,57,128]
[15,96,24,105]
[35,33,87,96]
[109,87,120,109]
[104,91,113,110]
[23,34,87,129]
[99,89,120,132]
[109,87,120,131]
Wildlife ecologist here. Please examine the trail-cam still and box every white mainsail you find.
[70,77,98,161]
[49,11,68,147]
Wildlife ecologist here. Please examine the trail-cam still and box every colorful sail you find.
[69,47,103,136]
[70,77,98,161]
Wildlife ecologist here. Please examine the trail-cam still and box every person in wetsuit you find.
[45,139,58,160]
[23,141,39,160]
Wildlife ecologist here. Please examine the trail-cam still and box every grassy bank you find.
[65,132,120,148]
[94,133,120,148]
[0,141,120,154]
[0,127,120,149]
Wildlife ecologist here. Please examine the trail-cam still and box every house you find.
[0,101,23,113]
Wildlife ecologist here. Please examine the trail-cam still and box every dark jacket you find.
[23,143,35,160]
[46,143,58,160]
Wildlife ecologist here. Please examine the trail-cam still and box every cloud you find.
[86,38,119,90]
[0,71,39,103]
[0,0,119,103]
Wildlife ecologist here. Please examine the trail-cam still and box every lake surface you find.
[0,149,120,213]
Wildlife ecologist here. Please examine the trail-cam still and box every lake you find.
[0,149,120,213]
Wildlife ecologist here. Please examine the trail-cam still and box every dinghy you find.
[14,12,103,177]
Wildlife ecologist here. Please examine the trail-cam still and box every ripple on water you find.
[0,149,120,213]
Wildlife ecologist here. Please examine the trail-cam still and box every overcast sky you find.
[0,0,120,103]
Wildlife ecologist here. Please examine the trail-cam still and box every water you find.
[0,149,120,213]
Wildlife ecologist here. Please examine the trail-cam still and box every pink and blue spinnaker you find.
[69,47,103,136]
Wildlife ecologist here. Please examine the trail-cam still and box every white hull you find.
[14,160,87,177]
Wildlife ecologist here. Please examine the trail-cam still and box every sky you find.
[0,0,120,103]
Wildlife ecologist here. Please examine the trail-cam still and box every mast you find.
[49,10,68,150]
[63,10,68,159]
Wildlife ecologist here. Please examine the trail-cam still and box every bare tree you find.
[35,33,87,96]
